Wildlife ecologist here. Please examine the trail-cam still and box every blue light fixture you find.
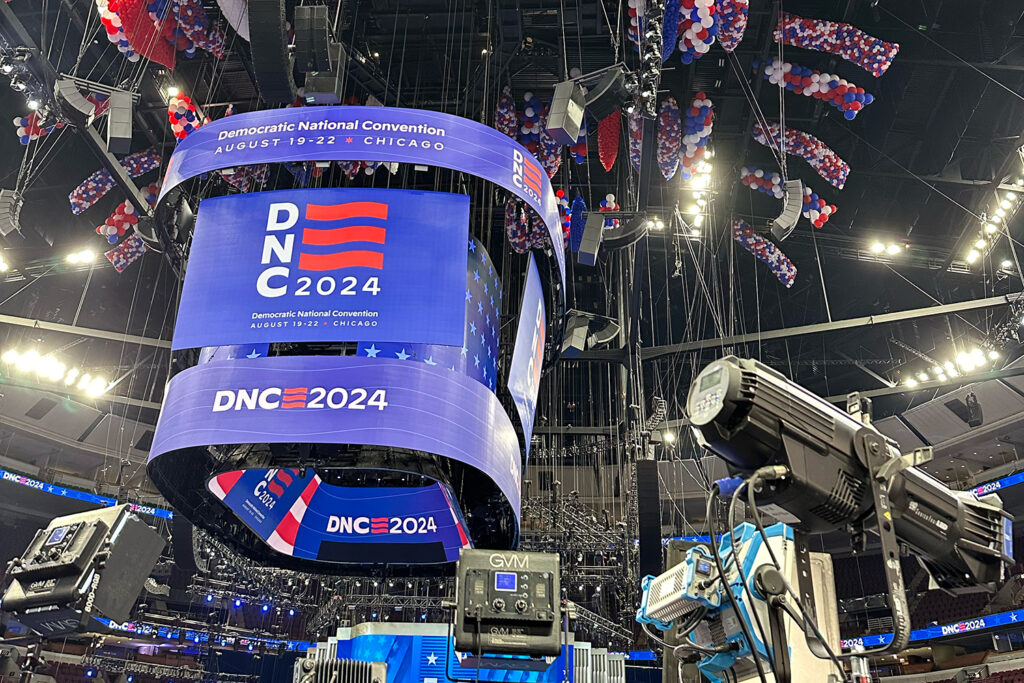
[205,594,213,602]
[288,608,295,616]
[85,670,95,678]
[261,604,269,612]
[234,599,242,607]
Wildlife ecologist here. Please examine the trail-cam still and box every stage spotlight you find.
[66,248,95,264]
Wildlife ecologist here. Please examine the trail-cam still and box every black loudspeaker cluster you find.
[0,189,23,238]
[105,90,133,155]
[635,460,662,578]
[54,78,97,128]
[294,5,331,73]
[248,0,297,104]
[585,67,632,121]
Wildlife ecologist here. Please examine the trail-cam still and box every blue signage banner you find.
[975,471,1024,497]
[0,468,173,519]
[507,254,546,454]
[356,236,500,393]
[841,607,1024,651]
[158,106,565,292]
[172,188,469,350]
[207,469,471,564]
[149,355,522,520]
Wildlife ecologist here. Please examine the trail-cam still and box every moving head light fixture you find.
[686,356,1013,651]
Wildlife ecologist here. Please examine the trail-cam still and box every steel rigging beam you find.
[573,292,1024,361]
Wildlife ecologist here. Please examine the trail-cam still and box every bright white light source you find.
[985,223,998,234]
[870,242,886,254]
[690,228,700,237]
[905,378,919,388]
[63,368,79,386]
[693,214,704,227]
[966,249,980,264]
[66,249,95,264]
[85,377,107,397]
[77,373,91,390]
[1002,200,1013,210]
[686,205,700,215]
[989,350,1000,360]
[663,431,676,443]
[996,208,1007,218]
[975,239,987,249]
[165,86,179,98]
[27,99,39,111]
[886,243,902,255]
[16,349,39,373]
[655,219,665,230]
[917,372,929,382]
[1002,259,1014,269]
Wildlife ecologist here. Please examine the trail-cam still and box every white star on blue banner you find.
[358,237,500,392]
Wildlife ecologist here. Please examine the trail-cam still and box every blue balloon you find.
[863,93,874,104]
[707,23,718,36]
[844,110,856,120]
[681,53,693,64]
[108,235,118,244]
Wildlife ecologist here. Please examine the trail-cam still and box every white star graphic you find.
[426,653,438,665]
[364,344,380,358]
[1013,614,1019,622]
[246,348,262,358]
[461,345,468,356]
[424,356,437,366]
[469,322,477,334]
[396,348,411,360]
[474,355,480,367]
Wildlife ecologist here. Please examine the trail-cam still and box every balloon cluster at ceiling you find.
[675,0,719,64]
[740,167,838,228]
[774,11,899,77]
[167,93,203,140]
[732,219,796,287]
[754,57,874,120]
[679,93,714,179]
[94,185,159,244]
[657,97,682,180]
[715,0,749,52]
[753,122,850,189]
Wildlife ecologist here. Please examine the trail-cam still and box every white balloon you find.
[782,62,792,73]
[754,169,764,177]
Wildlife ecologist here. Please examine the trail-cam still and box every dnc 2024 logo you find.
[257,200,389,298]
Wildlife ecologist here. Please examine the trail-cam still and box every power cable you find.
[706,484,769,683]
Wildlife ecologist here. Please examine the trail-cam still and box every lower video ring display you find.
[146,355,523,569]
